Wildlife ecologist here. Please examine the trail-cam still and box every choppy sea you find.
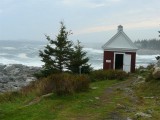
[0,40,159,69]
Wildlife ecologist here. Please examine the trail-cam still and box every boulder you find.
[0,76,10,83]
[0,64,6,72]
[0,64,41,92]
[152,67,160,79]
[135,112,152,118]
[156,59,160,67]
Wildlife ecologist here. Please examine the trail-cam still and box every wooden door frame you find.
[113,52,125,70]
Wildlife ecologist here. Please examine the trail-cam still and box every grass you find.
[1,70,160,120]
[133,79,160,119]
[0,80,120,120]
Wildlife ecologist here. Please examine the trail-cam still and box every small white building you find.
[102,25,138,72]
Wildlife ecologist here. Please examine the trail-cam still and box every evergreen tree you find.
[68,40,92,74]
[39,22,73,77]
[134,39,160,50]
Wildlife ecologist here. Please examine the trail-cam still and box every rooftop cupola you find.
[118,25,123,32]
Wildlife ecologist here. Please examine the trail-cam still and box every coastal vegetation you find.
[134,39,160,50]
[1,65,160,119]
[38,22,92,78]
[0,22,160,119]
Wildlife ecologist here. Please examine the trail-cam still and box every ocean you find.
[0,40,159,69]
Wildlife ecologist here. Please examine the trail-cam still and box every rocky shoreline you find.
[0,64,41,93]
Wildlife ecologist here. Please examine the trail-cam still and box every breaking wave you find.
[83,48,103,54]
[0,40,159,69]
[2,47,16,50]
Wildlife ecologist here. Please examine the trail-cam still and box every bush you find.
[145,72,154,82]
[0,91,20,102]
[20,73,90,96]
[89,69,107,81]
[73,75,90,92]
[90,69,128,81]
[36,77,55,95]
[48,73,90,96]
[49,74,74,95]
[19,76,55,96]
[146,63,154,70]
[114,70,128,80]
[35,73,89,96]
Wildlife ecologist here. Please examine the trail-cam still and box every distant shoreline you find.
[137,49,160,55]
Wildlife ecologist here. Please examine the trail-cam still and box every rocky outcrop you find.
[152,59,160,79]
[0,64,41,92]
[155,59,160,67]
[152,67,160,79]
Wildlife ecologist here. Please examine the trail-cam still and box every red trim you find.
[103,51,114,70]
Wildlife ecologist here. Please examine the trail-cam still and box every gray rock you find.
[135,112,152,118]
[116,103,126,109]
[0,83,3,87]
[145,109,154,114]
[156,59,160,67]
[127,117,132,120]
[95,97,100,100]
[0,72,4,76]
[152,67,160,79]
[137,76,145,80]
[91,87,98,90]
[0,76,10,83]
[0,64,6,72]
[0,64,41,92]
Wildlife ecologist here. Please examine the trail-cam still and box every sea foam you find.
[2,47,16,50]
[0,41,159,69]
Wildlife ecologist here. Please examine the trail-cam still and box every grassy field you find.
[0,80,121,120]
[1,73,160,120]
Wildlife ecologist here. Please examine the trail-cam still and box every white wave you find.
[18,53,29,59]
[0,57,20,64]
[0,56,43,67]
[84,48,103,54]
[22,61,43,67]
[0,53,9,55]
[136,63,149,68]
[136,54,159,60]
[2,47,16,50]
[94,58,103,61]
[91,63,103,70]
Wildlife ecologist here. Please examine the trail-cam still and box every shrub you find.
[35,77,55,95]
[90,69,128,81]
[49,73,90,96]
[36,73,89,96]
[114,70,128,80]
[0,91,20,102]
[146,63,154,70]
[20,77,55,96]
[73,75,90,92]
[20,73,90,96]
[49,74,75,96]
[145,72,154,82]
[89,69,107,81]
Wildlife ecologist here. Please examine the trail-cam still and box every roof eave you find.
[103,47,139,52]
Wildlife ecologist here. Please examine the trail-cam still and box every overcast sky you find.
[0,0,160,43]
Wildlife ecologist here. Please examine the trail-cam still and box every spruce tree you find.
[39,22,73,77]
[68,40,92,74]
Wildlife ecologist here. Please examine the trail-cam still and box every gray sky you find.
[0,0,160,43]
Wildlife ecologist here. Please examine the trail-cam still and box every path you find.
[99,76,141,120]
